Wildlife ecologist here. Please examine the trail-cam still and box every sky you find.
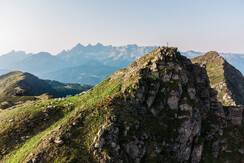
[0,0,244,55]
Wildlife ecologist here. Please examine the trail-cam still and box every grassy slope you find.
[0,71,93,110]
[0,71,50,106]
[4,48,188,162]
[0,71,23,95]
[191,52,237,106]
[0,47,153,162]
[0,71,33,102]
[0,73,123,162]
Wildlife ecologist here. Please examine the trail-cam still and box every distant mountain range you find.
[0,43,243,85]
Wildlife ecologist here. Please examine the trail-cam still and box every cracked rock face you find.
[125,137,146,161]
[227,107,243,125]
[90,47,232,162]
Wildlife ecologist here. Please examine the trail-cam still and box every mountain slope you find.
[0,71,53,105]
[191,51,244,106]
[0,71,92,109]
[182,50,244,75]
[1,47,243,162]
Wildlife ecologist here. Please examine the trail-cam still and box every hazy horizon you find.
[1,0,244,54]
[2,42,244,56]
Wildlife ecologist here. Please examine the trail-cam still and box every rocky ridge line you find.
[90,47,241,162]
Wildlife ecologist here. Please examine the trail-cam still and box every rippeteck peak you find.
[191,51,244,106]
[0,47,243,162]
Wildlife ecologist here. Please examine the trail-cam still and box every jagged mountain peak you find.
[110,46,182,83]
[95,42,104,47]
[69,43,85,53]
[110,46,197,111]
[87,47,230,162]
[74,43,83,48]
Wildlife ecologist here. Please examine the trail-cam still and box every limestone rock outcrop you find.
[90,47,243,162]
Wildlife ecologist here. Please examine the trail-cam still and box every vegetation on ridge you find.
[191,51,244,106]
[0,71,92,110]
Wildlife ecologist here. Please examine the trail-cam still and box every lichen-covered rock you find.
[212,141,220,158]
[227,107,243,125]
[167,95,180,110]
[125,137,146,161]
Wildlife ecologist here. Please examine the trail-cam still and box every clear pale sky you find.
[0,0,244,54]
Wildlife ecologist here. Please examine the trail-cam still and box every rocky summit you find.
[89,47,243,162]
[0,47,243,162]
